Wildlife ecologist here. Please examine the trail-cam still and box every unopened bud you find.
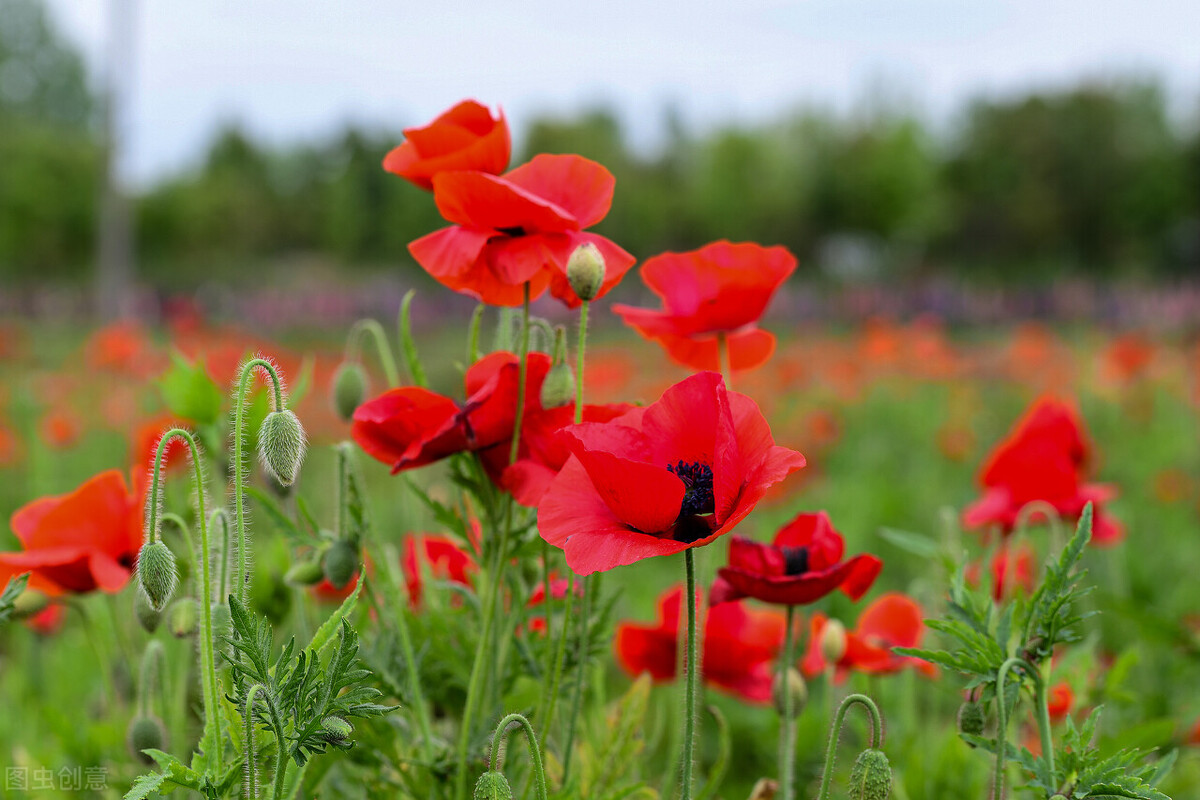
[566,242,606,302]
[957,700,985,737]
[772,667,808,718]
[820,619,847,665]
[127,715,167,765]
[331,362,369,422]
[848,748,892,800]
[13,588,49,619]
[137,541,178,612]
[167,597,200,638]
[134,589,161,632]
[322,541,359,590]
[285,553,327,586]
[259,409,306,486]
[473,770,514,800]
[539,361,575,409]
[319,715,353,746]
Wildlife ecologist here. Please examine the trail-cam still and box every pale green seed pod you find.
[820,619,848,664]
[133,589,161,633]
[137,541,178,612]
[167,597,200,638]
[13,588,49,618]
[285,554,328,586]
[319,715,353,746]
[473,770,514,800]
[957,700,985,737]
[772,666,808,718]
[127,715,167,765]
[848,748,892,800]
[331,362,369,422]
[259,409,306,486]
[539,361,575,409]
[565,242,606,302]
[322,541,358,590]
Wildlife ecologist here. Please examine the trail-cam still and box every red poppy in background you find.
[2,470,143,595]
[39,408,81,450]
[401,534,477,606]
[964,396,1123,545]
[132,415,191,473]
[615,585,787,703]
[27,603,66,635]
[965,541,1037,602]
[710,511,882,607]
[801,593,937,681]
[538,372,806,575]
[409,154,635,307]
[383,100,511,190]
[525,577,582,635]
[612,241,797,372]
[1047,681,1075,722]
[84,320,157,377]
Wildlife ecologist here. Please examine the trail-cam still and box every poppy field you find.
[3,100,1200,800]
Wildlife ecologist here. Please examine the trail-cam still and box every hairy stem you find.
[490,713,549,800]
[232,358,286,603]
[681,549,700,800]
[346,317,400,388]
[816,693,885,800]
[778,606,797,800]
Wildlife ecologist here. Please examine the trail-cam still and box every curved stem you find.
[993,657,1039,800]
[778,606,797,800]
[1033,663,1055,782]
[681,549,700,800]
[489,713,548,800]
[816,693,885,800]
[232,358,286,603]
[345,318,400,388]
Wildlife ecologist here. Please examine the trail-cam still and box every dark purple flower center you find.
[781,545,811,576]
[497,226,526,237]
[667,460,715,518]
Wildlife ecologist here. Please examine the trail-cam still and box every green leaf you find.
[399,289,428,387]
[124,773,168,800]
[306,578,362,656]
[159,351,223,426]
[879,527,941,559]
[0,572,29,624]
[245,486,314,544]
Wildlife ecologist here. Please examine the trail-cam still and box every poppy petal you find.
[431,171,578,233]
[503,154,616,228]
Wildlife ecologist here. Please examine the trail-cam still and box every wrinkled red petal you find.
[431,171,578,233]
[504,154,616,228]
[350,387,466,471]
[408,226,492,281]
[384,100,511,190]
[857,593,925,649]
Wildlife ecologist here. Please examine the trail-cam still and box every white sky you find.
[43,0,1200,186]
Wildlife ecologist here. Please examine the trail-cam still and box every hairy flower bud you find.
[285,553,327,586]
[322,541,359,590]
[539,361,575,409]
[167,597,200,638]
[566,242,606,302]
[331,362,369,422]
[473,770,514,800]
[13,588,49,619]
[820,619,848,665]
[127,715,167,765]
[772,667,808,718]
[848,748,892,800]
[319,715,353,747]
[957,700,985,737]
[137,541,178,612]
[134,589,161,633]
[259,409,306,486]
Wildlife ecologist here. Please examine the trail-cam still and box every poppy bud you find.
[134,590,161,632]
[127,715,167,765]
[259,409,306,486]
[848,748,892,800]
[772,667,808,718]
[210,601,231,640]
[137,541,178,612]
[566,242,606,302]
[473,770,514,800]
[12,588,49,618]
[539,361,575,409]
[331,362,369,422]
[319,715,353,747]
[820,619,847,664]
[957,700,985,737]
[285,553,327,586]
[322,541,359,590]
[167,597,200,638]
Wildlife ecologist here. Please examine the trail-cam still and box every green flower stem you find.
[716,331,732,388]
[455,283,532,800]
[993,657,1042,800]
[210,509,232,599]
[151,428,221,775]
[816,693,884,800]
[378,549,436,762]
[681,548,700,800]
[489,713,548,800]
[778,606,797,800]
[244,684,289,800]
[345,318,400,388]
[244,683,266,800]
[232,358,286,604]
[537,571,574,751]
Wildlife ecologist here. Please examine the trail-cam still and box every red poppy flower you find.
[383,100,511,190]
[801,593,937,681]
[710,511,882,607]
[525,577,582,635]
[132,416,191,473]
[39,408,81,450]
[612,241,797,372]
[2,470,143,596]
[408,154,635,307]
[1047,681,1074,722]
[965,541,1037,602]
[538,371,806,575]
[401,534,477,607]
[615,585,788,703]
[964,396,1123,545]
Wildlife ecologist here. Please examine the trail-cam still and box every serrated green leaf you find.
[306,578,362,656]
[124,773,168,800]
[0,572,29,624]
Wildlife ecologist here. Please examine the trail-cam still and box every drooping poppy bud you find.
[322,541,358,590]
[332,362,369,423]
[473,770,514,800]
[137,541,178,612]
[539,328,575,409]
[848,748,892,800]
[167,597,200,638]
[127,715,167,765]
[957,700,985,737]
[566,242,606,302]
[285,553,327,586]
[820,619,848,664]
[772,667,808,718]
[259,409,306,486]
[319,715,353,747]
[134,590,162,632]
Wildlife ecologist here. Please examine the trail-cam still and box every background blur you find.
[2,0,1200,328]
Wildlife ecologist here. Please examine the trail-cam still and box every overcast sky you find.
[43,0,1200,186]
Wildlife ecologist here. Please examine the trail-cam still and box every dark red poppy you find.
[964,396,1123,545]
[2,470,142,596]
[383,100,511,190]
[615,585,788,703]
[538,372,806,575]
[612,241,796,372]
[408,154,635,307]
[801,593,937,681]
[401,534,477,606]
[710,511,881,607]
